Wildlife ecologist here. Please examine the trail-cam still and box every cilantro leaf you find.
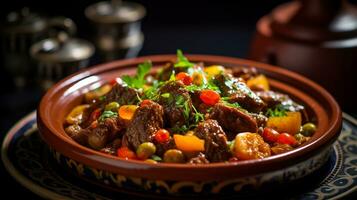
[222,101,241,109]
[174,49,194,68]
[192,105,205,124]
[161,93,170,98]
[122,61,152,89]
[185,78,220,93]
[151,155,162,162]
[169,70,176,81]
[265,104,287,117]
[98,110,118,122]
[172,125,189,133]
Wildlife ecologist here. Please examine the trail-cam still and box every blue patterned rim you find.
[1,111,357,199]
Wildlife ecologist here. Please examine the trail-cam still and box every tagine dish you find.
[64,50,317,164]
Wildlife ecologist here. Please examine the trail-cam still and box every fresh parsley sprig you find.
[174,49,195,68]
[122,61,152,89]
[265,104,288,117]
[98,110,118,122]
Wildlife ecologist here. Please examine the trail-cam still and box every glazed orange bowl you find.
[37,55,342,195]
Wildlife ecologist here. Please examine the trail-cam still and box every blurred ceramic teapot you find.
[30,32,94,91]
[0,7,76,88]
[85,0,146,61]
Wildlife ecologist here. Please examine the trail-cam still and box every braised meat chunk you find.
[256,91,304,112]
[125,101,164,150]
[232,66,259,81]
[213,74,265,112]
[188,152,210,164]
[195,119,231,162]
[210,103,258,138]
[158,81,193,130]
[105,79,140,105]
[88,117,123,150]
[65,124,90,145]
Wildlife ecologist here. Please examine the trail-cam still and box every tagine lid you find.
[30,32,94,63]
[263,0,357,43]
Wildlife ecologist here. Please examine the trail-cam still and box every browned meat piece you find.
[256,91,288,108]
[105,79,140,105]
[256,91,305,112]
[188,152,210,164]
[209,103,258,139]
[100,138,122,155]
[250,113,268,127]
[195,119,231,162]
[125,101,164,150]
[87,117,123,150]
[232,66,259,81]
[158,81,193,130]
[65,124,90,145]
[214,74,265,113]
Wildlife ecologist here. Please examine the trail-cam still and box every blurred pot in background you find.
[85,0,145,61]
[30,32,94,91]
[0,7,76,89]
[249,0,357,112]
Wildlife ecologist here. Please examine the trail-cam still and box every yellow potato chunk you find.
[65,104,90,125]
[247,74,270,91]
[84,84,112,103]
[204,65,225,78]
[266,112,302,135]
[234,132,271,160]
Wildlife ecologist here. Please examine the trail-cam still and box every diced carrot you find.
[118,105,138,120]
[117,147,136,160]
[173,134,205,152]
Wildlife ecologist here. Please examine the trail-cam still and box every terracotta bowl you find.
[37,55,342,195]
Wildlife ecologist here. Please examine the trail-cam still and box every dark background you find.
[0,0,356,199]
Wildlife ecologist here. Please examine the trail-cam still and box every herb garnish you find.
[174,49,195,68]
[265,104,288,117]
[172,125,190,133]
[122,61,152,89]
[192,104,205,124]
[175,95,190,121]
[185,78,220,93]
[222,101,241,109]
[161,93,170,98]
[151,155,162,162]
[98,110,118,122]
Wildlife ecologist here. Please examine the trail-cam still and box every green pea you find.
[163,149,185,163]
[136,142,156,160]
[295,133,305,143]
[301,123,316,136]
[105,102,120,112]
